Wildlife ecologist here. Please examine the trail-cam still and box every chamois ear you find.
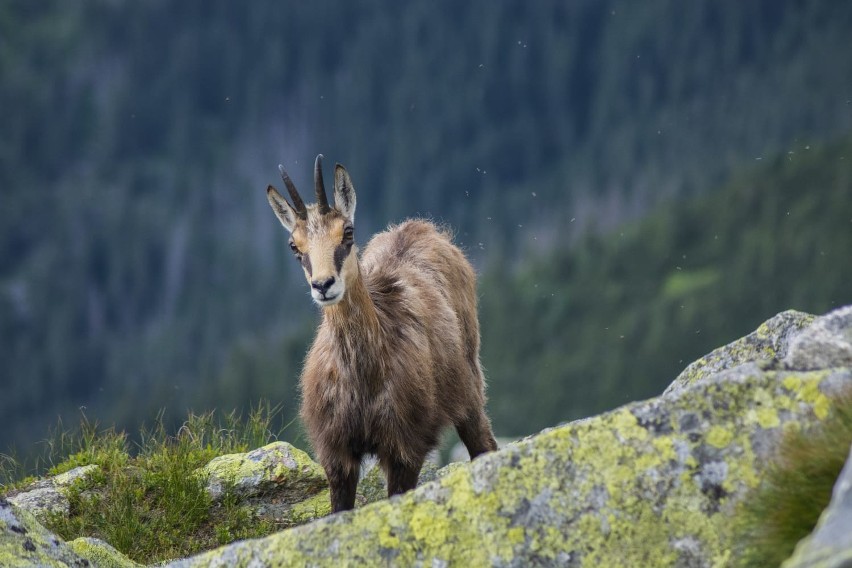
[266,185,298,233]
[334,164,357,222]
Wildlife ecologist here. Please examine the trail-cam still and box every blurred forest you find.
[1,0,851,459]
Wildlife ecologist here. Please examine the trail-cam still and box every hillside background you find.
[2,0,851,459]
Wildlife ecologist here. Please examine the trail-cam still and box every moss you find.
[174,368,837,567]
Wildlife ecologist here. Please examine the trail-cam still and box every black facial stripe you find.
[333,242,353,273]
[301,253,312,276]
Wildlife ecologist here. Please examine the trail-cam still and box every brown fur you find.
[267,161,497,513]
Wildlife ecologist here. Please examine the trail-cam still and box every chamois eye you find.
[289,241,301,257]
[343,227,354,242]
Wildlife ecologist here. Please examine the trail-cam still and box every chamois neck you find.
[323,262,379,336]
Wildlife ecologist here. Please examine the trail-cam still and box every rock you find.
[166,364,848,567]
[664,309,815,396]
[6,307,849,566]
[202,441,327,502]
[782,443,852,568]
[67,537,141,568]
[221,443,453,526]
[201,441,333,529]
[785,305,852,371]
[358,460,441,506]
[434,461,467,479]
[355,463,387,506]
[276,490,333,525]
[6,465,100,522]
[0,497,89,567]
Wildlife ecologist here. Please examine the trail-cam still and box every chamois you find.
[266,155,498,512]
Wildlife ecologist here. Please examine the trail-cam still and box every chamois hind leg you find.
[382,454,424,497]
[324,456,360,513]
[456,407,498,460]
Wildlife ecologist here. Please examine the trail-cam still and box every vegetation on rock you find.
[733,389,852,567]
[2,403,289,564]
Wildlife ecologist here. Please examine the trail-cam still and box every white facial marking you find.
[311,280,345,307]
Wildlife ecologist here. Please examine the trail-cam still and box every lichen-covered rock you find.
[66,537,141,568]
[355,463,388,506]
[0,498,89,567]
[279,490,333,525]
[167,364,848,567]
[274,457,445,525]
[202,441,327,502]
[785,306,852,371]
[664,309,815,396]
[358,459,441,506]
[782,443,852,568]
[203,442,447,529]
[6,465,100,522]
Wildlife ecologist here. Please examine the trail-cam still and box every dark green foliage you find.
[3,1,852,455]
[480,137,852,435]
[732,391,852,567]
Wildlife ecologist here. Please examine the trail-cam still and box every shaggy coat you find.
[267,157,497,512]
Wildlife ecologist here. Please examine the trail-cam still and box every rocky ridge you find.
[2,306,851,567]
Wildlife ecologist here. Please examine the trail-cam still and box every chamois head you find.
[266,155,358,307]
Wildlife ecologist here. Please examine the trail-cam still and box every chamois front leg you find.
[324,458,360,513]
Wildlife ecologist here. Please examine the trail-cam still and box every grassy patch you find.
[3,402,292,564]
[733,390,852,567]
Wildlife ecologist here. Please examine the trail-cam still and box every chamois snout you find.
[312,276,336,294]
[310,274,344,306]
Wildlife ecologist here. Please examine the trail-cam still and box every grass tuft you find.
[2,401,288,564]
[733,389,852,567]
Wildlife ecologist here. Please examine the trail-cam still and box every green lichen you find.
[667,310,815,393]
[1,501,87,567]
[203,441,327,500]
[67,537,141,567]
[285,490,332,524]
[706,425,734,448]
[356,465,387,505]
[169,368,838,567]
[785,547,852,568]
[52,465,100,489]
[797,378,831,419]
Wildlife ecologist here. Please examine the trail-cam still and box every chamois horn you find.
[314,154,331,214]
[278,164,307,219]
